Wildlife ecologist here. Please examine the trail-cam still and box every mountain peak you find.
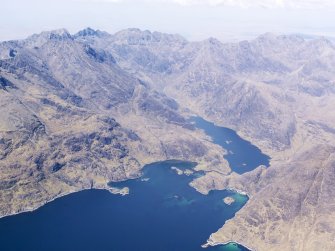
[75,27,107,38]
[24,28,72,47]
[203,37,223,46]
[256,32,305,44]
[112,28,187,46]
[42,28,72,40]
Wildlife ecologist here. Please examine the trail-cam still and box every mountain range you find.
[1,27,335,251]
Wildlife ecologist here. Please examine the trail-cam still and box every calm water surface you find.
[0,117,270,251]
[191,117,270,174]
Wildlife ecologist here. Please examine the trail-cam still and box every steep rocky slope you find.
[1,27,335,251]
[77,28,335,251]
[88,29,335,152]
[0,29,229,217]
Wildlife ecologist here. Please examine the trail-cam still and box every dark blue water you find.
[0,161,249,251]
[191,117,270,174]
[0,117,270,251]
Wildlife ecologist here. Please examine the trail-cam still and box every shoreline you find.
[0,160,197,220]
[199,187,252,250]
[0,162,254,251]
[202,238,256,251]
[0,189,79,220]
[0,186,128,220]
[1,163,252,251]
[226,187,250,198]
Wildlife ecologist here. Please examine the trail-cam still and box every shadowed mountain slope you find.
[1,28,335,251]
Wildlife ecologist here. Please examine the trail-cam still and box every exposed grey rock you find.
[75,29,335,251]
[2,27,335,251]
[0,28,229,219]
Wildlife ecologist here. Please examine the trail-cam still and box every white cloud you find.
[76,0,335,9]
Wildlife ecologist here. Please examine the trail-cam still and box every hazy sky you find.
[1,0,335,41]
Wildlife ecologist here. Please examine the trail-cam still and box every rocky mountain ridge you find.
[1,28,335,251]
[0,28,229,218]
[74,28,335,251]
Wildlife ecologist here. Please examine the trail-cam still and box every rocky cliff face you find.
[0,29,229,218]
[1,28,335,251]
[89,29,335,152]
[75,28,335,251]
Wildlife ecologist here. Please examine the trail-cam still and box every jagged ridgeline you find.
[0,28,230,219]
[1,27,335,251]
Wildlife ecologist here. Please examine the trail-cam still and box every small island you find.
[171,166,184,175]
[171,166,194,176]
[108,186,129,196]
[223,196,235,205]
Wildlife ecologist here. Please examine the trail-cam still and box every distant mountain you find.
[1,27,335,251]
[0,28,229,218]
[81,28,335,150]
[76,28,335,251]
